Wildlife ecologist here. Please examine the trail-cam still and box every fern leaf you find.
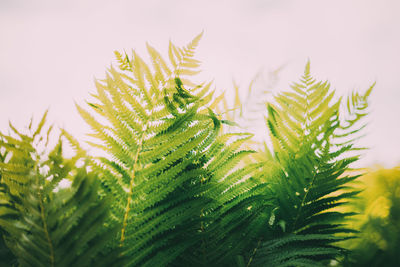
[0,114,121,267]
[79,37,273,266]
[252,61,373,266]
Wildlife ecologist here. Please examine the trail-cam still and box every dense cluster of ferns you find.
[0,34,373,266]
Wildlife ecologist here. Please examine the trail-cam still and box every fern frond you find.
[0,113,121,267]
[79,36,275,266]
[252,234,344,267]
[252,61,373,266]
[13,171,120,267]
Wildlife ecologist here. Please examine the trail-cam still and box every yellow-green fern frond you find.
[0,113,120,267]
[252,61,373,266]
[79,36,275,266]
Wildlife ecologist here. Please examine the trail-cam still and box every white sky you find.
[1,0,399,167]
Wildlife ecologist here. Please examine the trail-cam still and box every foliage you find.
[78,33,272,266]
[340,166,400,267]
[0,35,374,266]
[239,61,371,266]
[0,112,120,267]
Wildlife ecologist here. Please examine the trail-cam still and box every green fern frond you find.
[252,61,373,266]
[78,36,275,266]
[79,36,217,266]
[251,234,344,267]
[0,111,51,197]
[0,113,120,267]
[13,170,120,267]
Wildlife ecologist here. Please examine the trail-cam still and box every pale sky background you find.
[1,0,399,167]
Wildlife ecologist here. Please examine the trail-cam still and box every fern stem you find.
[120,128,146,245]
[291,171,316,232]
[246,238,262,267]
[291,71,316,232]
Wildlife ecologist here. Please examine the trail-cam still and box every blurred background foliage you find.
[339,166,400,266]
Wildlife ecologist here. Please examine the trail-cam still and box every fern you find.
[78,34,273,266]
[0,183,19,266]
[0,35,376,267]
[0,113,119,267]
[250,61,373,266]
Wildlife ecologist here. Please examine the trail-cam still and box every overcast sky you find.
[1,0,399,167]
